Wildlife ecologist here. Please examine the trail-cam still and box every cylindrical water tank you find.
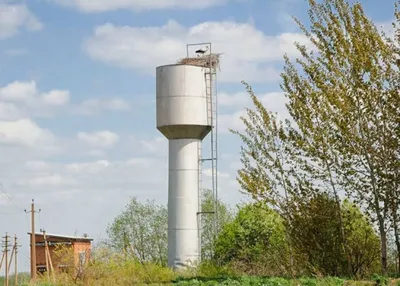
[156,64,212,140]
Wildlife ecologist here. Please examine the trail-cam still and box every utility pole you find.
[41,229,54,282]
[25,199,41,281]
[7,235,20,286]
[42,230,49,280]
[6,235,20,286]
[14,236,19,286]
[0,250,4,272]
[3,233,10,286]
[7,237,14,275]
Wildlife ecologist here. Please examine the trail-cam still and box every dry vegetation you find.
[17,248,399,286]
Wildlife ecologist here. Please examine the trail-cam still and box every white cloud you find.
[47,0,234,13]
[41,90,70,106]
[0,80,37,102]
[0,119,56,149]
[203,168,230,178]
[0,80,128,119]
[86,149,107,157]
[219,110,248,134]
[84,20,311,83]
[0,102,22,120]
[0,80,72,119]
[3,154,240,209]
[16,174,77,188]
[217,90,290,133]
[74,98,131,115]
[77,131,120,149]
[8,158,169,199]
[65,160,111,174]
[139,137,166,155]
[0,3,43,39]
[259,92,289,117]
[24,160,49,171]
[218,91,249,107]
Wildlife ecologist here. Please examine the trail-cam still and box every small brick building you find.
[28,232,93,274]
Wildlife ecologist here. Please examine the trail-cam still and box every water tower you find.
[156,43,218,269]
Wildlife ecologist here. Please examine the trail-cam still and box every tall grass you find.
[8,257,395,285]
[31,260,176,285]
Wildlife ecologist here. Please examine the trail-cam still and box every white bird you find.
[195,46,209,56]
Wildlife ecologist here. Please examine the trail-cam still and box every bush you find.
[214,202,290,276]
[288,194,380,277]
[371,274,389,286]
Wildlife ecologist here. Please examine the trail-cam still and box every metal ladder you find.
[204,69,218,236]
[212,71,218,234]
[187,42,218,260]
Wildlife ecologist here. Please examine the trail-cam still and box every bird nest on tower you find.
[177,53,222,71]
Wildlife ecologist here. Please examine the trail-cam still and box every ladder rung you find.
[197,211,215,215]
[200,158,217,162]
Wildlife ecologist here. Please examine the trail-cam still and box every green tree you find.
[230,85,307,275]
[107,194,233,266]
[233,0,399,274]
[200,189,234,261]
[342,200,381,277]
[385,2,400,271]
[214,202,290,276]
[288,194,344,276]
[106,198,168,266]
[280,0,399,273]
[288,194,380,277]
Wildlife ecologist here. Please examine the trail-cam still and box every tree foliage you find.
[281,0,400,272]
[214,202,290,276]
[232,0,400,275]
[106,198,168,266]
[342,200,381,277]
[106,193,233,266]
[201,189,234,261]
[213,196,379,277]
[288,194,380,277]
[288,194,345,276]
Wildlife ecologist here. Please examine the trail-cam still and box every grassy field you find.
[0,277,399,285]
[3,276,398,286]
[1,265,398,285]
[2,274,398,286]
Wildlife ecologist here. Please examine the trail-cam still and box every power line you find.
[0,183,24,212]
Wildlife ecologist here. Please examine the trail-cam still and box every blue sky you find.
[0,0,394,272]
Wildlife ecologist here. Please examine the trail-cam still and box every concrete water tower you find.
[156,43,218,269]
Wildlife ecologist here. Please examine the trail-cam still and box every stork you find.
[195,46,209,56]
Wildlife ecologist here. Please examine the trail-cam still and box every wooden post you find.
[0,252,4,272]
[43,231,49,280]
[25,199,40,281]
[42,230,55,282]
[7,241,14,275]
[14,236,18,286]
[4,233,9,286]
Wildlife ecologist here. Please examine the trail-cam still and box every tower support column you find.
[168,139,200,268]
